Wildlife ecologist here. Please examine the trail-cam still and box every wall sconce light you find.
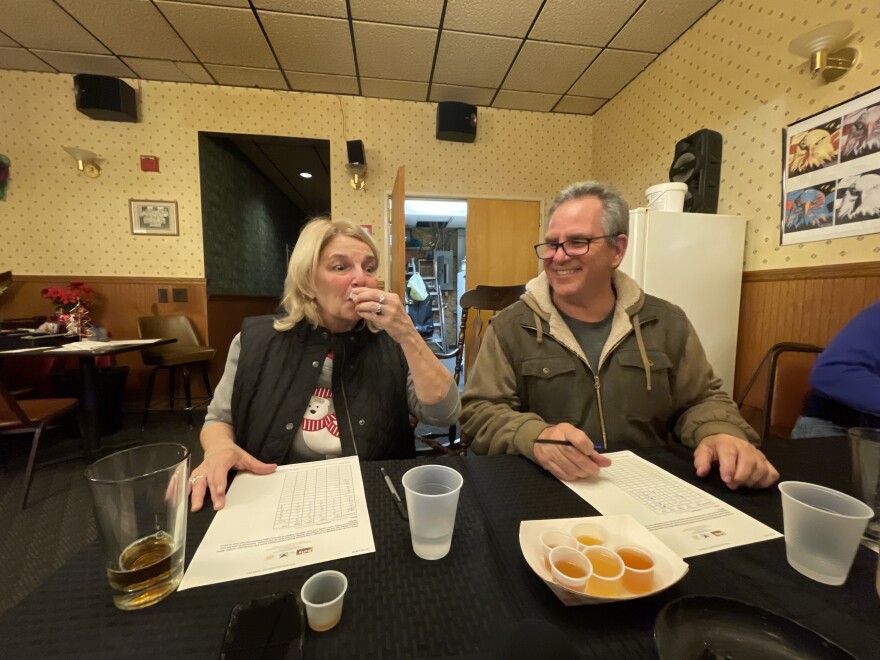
[789,20,858,83]
[63,146,102,178]
[346,162,367,190]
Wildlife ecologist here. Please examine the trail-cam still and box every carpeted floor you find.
[0,410,205,616]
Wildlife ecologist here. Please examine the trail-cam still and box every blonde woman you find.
[190,217,459,512]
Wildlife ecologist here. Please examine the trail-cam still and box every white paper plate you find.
[519,514,689,606]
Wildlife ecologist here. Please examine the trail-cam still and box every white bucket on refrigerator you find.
[645,182,688,212]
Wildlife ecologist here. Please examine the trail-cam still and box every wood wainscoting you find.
[206,294,281,389]
[734,261,880,400]
[1,275,208,404]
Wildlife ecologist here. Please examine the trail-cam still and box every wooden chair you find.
[0,382,78,509]
[137,315,216,429]
[736,342,823,441]
[419,284,526,456]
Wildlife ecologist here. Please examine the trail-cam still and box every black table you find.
[0,338,174,459]
[0,437,877,659]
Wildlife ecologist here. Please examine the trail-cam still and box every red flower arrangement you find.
[41,281,94,310]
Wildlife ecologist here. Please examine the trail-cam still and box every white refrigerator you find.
[618,209,746,394]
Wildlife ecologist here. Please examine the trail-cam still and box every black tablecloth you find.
[1,438,877,659]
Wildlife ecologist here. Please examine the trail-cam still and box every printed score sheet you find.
[179,455,375,590]
[563,451,781,558]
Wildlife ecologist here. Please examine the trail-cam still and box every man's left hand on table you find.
[693,433,779,490]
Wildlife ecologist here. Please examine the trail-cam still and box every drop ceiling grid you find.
[0,0,722,115]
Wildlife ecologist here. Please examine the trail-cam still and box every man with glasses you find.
[461,181,778,490]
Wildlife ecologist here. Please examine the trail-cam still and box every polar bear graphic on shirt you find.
[300,386,340,456]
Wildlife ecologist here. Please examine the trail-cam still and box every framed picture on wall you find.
[130,200,179,236]
[781,85,880,245]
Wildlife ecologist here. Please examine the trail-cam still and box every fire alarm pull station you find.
[140,155,159,172]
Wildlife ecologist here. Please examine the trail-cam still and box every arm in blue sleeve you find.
[810,302,880,416]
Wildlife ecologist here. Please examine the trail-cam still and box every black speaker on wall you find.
[74,74,138,122]
[436,101,477,143]
[669,129,722,213]
[346,139,366,165]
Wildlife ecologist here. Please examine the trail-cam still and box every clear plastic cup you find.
[570,522,607,550]
[779,481,873,585]
[402,464,463,560]
[539,530,578,573]
[301,570,348,632]
[549,545,592,591]
[848,427,880,549]
[615,544,655,595]
[582,546,625,598]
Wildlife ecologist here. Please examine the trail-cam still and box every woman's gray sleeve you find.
[407,373,461,427]
[203,333,240,427]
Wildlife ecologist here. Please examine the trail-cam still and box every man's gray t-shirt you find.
[559,307,614,374]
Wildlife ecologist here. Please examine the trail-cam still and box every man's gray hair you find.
[547,181,630,238]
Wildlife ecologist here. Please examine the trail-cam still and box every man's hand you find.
[189,445,277,512]
[693,433,779,490]
[533,423,612,481]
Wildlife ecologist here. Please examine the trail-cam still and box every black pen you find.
[534,438,573,446]
[380,467,408,521]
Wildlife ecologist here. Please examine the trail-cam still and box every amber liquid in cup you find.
[554,560,588,579]
[583,547,624,598]
[617,546,655,595]
[575,534,604,547]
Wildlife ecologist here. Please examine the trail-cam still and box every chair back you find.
[737,342,823,440]
[137,315,203,363]
[0,381,30,426]
[455,284,526,386]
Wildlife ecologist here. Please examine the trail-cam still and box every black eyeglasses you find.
[534,235,617,259]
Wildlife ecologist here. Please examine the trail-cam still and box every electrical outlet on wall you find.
[172,288,188,302]
[158,288,168,302]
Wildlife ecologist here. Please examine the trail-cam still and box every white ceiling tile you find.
[444,0,543,38]
[569,49,654,98]
[493,89,559,112]
[253,0,347,18]
[259,12,355,75]
[58,0,194,61]
[503,41,599,94]
[156,2,275,67]
[285,70,358,94]
[354,22,436,82]
[610,0,719,52]
[205,64,288,90]
[0,0,108,53]
[429,83,495,107]
[433,30,519,89]
[554,95,605,115]
[0,32,16,47]
[350,0,443,28]
[361,78,427,102]
[531,0,642,46]
[123,57,212,83]
[30,50,135,77]
[0,47,55,72]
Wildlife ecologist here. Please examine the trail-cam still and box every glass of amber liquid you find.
[615,544,655,595]
[85,443,190,611]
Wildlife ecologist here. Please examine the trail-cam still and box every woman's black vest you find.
[231,316,415,463]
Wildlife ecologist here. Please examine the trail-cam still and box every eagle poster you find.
[782,86,880,245]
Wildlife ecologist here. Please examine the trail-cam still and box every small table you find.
[0,339,175,459]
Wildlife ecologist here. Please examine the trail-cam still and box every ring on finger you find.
[378,293,386,304]
[374,303,382,315]
[189,474,206,485]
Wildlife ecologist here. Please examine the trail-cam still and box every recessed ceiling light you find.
[299,172,313,179]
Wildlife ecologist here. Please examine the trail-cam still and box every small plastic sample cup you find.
[539,530,578,573]
[571,522,607,550]
[582,546,625,598]
[301,570,348,632]
[549,545,592,591]
[615,544,655,595]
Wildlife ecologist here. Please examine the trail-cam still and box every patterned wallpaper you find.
[0,70,591,280]
[594,0,880,270]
